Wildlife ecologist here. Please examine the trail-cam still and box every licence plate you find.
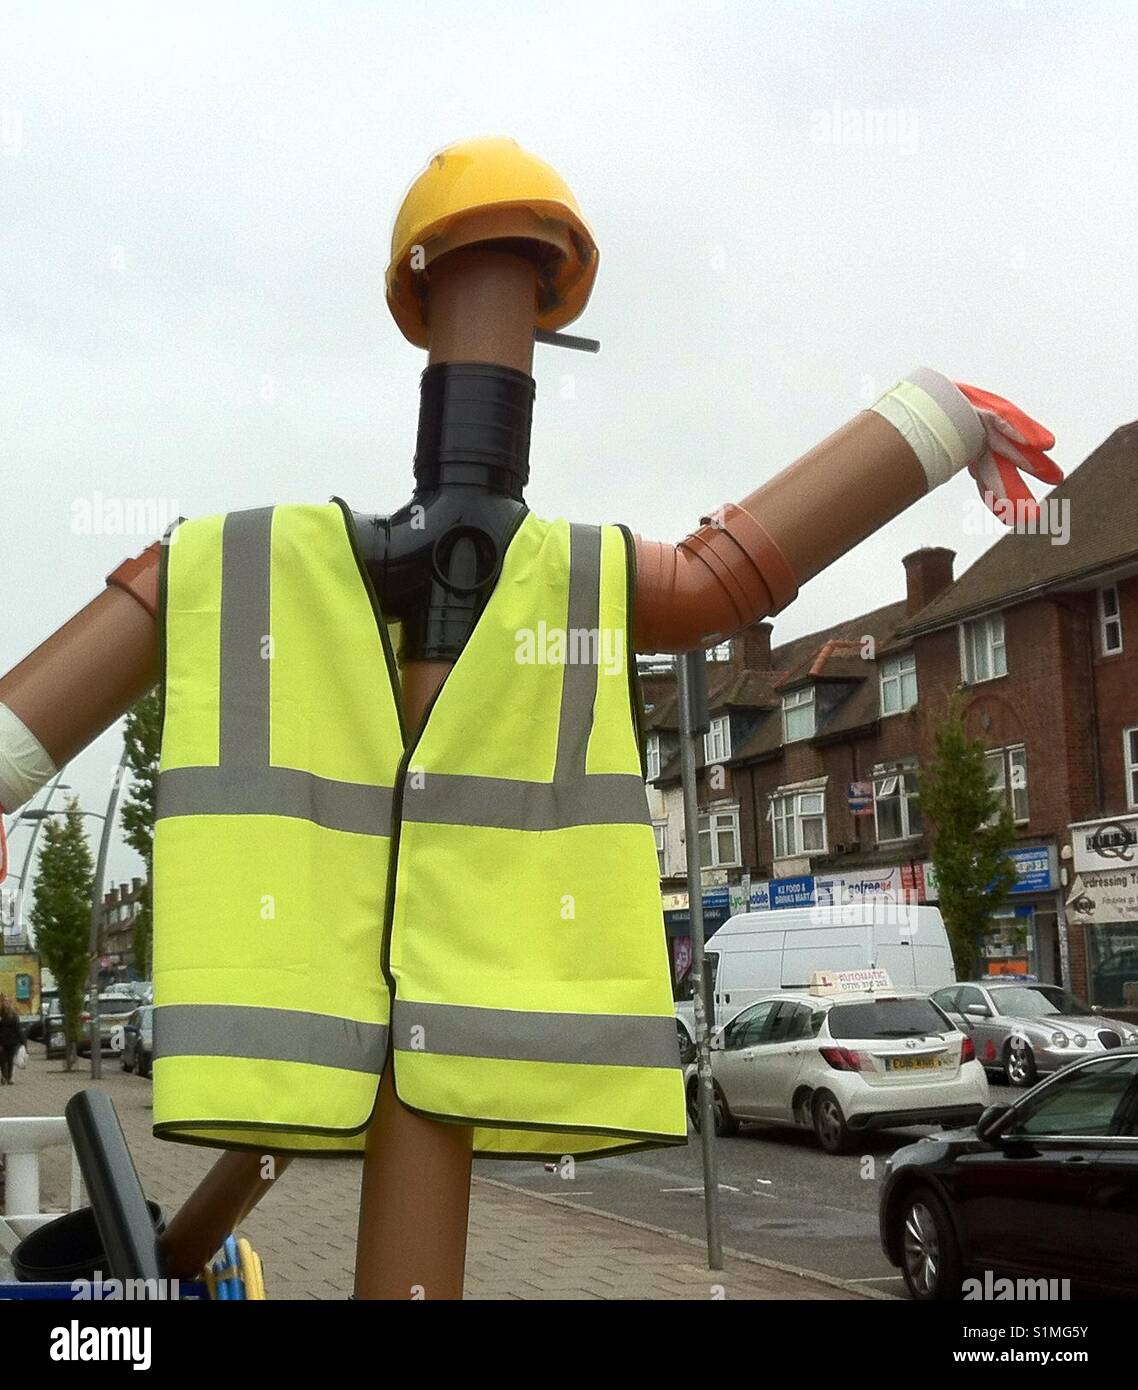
[887,1055,938,1072]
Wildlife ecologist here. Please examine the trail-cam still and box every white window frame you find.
[1125,727,1138,810]
[985,743,1029,824]
[652,821,668,875]
[698,805,741,869]
[1100,585,1123,656]
[960,613,1007,684]
[879,652,918,716]
[782,687,815,743]
[645,733,661,782]
[704,715,731,763]
[873,766,922,843]
[768,787,827,859]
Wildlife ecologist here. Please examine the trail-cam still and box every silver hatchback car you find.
[932,980,1138,1088]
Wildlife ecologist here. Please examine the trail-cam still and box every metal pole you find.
[10,771,69,944]
[88,747,130,1080]
[676,650,723,1271]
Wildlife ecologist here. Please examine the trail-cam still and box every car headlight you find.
[1072,1033,1087,1047]
[1051,1032,1068,1047]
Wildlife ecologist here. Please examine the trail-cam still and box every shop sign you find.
[1008,845,1055,894]
[1070,815,1138,874]
[770,875,816,910]
[1067,868,1138,925]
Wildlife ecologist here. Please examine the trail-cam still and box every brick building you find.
[97,877,147,983]
[645,422,1138,1004]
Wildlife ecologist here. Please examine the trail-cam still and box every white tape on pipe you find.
[0,703,57,812]
[870,368,986,492]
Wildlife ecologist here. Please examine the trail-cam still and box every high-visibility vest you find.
[152,502,685,1158]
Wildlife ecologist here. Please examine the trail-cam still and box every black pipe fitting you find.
[354,362,534,663]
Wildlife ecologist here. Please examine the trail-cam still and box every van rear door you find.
[780,924,876,988]
[871,917,920,989]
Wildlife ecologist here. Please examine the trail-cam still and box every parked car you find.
[676,904,956,1060]
[77,995,143,1054]
[880,1051,1138,1299]
[686,986,989,1153]
[27,987,57,1042]
[931,979,1138,1088]
[120,1006,153,1077]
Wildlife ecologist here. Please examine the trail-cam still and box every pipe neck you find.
[413,362,534,498]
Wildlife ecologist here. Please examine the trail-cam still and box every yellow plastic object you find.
[386,137,598,347]
[237,1237,266,1300]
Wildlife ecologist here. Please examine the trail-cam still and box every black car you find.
[880,1051,1138,1299]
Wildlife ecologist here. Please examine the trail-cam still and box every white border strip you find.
[870,367,985,491]
[0,703,56,811]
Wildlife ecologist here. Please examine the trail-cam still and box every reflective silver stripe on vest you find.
[158,765,393,835]
[157,507,395,838]
[154,1004,388,1075]
[391,1000,678,1070]
[401,523,650,832]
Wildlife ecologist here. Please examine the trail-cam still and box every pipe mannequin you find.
[0,139,1060,1297]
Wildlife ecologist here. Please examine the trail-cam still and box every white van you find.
[675,903,955,1057]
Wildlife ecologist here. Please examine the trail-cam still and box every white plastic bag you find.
[15,1044,27,1069]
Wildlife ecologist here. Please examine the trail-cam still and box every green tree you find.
[921,699,1018,979]
[121,688,161,979]
[29,800,94,1070]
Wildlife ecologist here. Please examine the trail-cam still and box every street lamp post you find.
[18,751,127,1081]
[86,748,131,1080]
[4,773,71,946]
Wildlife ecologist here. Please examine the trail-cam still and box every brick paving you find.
[1,1050,868,1300]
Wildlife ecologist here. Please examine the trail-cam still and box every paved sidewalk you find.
[2,1051,867,1300]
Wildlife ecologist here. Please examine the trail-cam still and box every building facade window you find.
[880,652,918,715]
[653,821,668,875]
[704,715,731,763]
[1100,585,1123,655]
[874,766,923,842]
[769,788,827,859]
[1126,727,1138,810]
[985,744,1029,823]
[960,613,1007,684]
[707,642,732,662]
[698,806,740,869]
[645,733,661,782]
[782,687,815,743]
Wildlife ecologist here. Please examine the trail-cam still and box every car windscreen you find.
[991,985,1091,1018]
[827,998,949,1040]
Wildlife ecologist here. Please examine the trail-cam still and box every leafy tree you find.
[121,689,161,979]
[921,699,1018,979]
[29,800,94,1070]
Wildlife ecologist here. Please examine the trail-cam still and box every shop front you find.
[977,845,1063,984]
[663,886,733,999]
[1067,814,1138,1008]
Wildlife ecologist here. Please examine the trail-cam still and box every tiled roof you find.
[728,599,910,762]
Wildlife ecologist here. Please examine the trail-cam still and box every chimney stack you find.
[734,620,773,672]
[903,548,955,617]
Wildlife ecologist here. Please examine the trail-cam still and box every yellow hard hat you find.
[386,137,598,348]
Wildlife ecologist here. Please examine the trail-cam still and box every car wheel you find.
[897,1186,963,1300]
[687,1078,739,1137]
[1004,1038,1037,1089]
[812,1090,852,1154]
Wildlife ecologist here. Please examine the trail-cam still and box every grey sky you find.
[2,0,1136,891]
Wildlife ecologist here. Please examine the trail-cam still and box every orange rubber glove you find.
[955,382,1063,522]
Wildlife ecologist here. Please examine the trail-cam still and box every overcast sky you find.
[2,0,1136,894]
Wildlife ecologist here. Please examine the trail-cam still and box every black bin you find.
[12,1201,165,1284]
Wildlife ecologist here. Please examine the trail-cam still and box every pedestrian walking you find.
[0,993,26,1084]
